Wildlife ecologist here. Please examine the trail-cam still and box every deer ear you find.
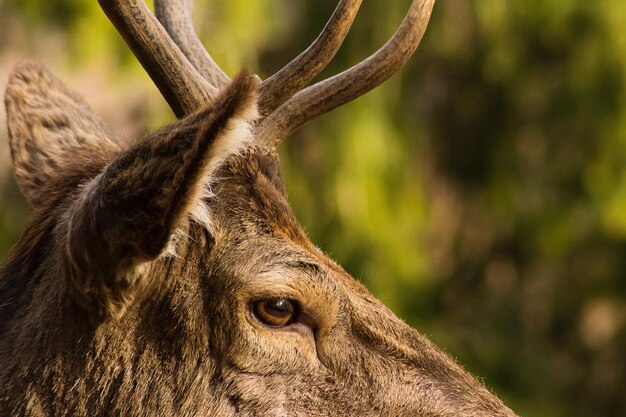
[64,71,259,321]
[5,60,119,206]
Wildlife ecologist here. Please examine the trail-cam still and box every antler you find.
[99,0,435,145]
[98,0,216,117]
[256,0,435,146]
[153,0,230,89]
[258,0,363,115]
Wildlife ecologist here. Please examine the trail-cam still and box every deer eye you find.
[253,299,297,327]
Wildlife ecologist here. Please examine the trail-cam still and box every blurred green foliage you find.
[1,1,626,416]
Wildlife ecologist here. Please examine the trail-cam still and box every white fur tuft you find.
[165,97,258,257]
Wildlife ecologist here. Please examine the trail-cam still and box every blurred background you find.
[1,1,625,415]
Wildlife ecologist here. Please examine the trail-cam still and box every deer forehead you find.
[210,150,318,250]
[205,156,342,293]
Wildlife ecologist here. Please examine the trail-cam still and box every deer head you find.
[0,0,517,415]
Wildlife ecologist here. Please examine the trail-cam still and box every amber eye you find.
[253,299,297,327]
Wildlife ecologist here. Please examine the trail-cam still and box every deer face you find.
[200,157,510,416]
[184,151,514,416]
[1,0,518,416]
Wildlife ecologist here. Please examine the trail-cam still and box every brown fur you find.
[1,62,517,417]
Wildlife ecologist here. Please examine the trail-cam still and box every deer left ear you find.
[5,60,120,207]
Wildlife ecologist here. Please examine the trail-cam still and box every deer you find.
[0,0,518,415]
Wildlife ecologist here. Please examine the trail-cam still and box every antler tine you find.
[154,0,230,89]
[258,0,363,115]
[98,0,217,117]
[256,0,435,146]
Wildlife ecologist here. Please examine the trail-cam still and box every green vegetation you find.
[1,1,625,415]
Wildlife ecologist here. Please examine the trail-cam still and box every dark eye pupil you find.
[253,298,296,327]
[266,299,291,317]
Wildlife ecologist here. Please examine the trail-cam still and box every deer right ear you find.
[5,60,119,207]
[63,71,259,321]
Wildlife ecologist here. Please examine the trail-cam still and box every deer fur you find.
[0,51,516,417]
